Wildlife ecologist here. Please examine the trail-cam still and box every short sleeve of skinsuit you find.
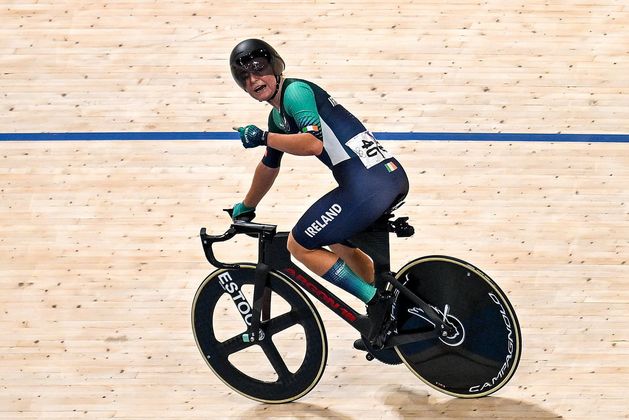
[261,81,322,168]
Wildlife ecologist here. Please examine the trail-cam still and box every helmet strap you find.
[267,75,281,101]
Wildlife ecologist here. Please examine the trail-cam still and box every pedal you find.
[354,337,402,365]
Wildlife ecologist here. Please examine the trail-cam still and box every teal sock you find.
[322,259,376,303]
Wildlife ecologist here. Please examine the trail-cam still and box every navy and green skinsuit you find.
[262,78,409,249]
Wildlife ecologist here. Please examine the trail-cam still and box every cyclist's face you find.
[236,57,277,102]
[245,70,277,102]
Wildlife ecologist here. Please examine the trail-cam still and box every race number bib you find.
[345,131,392,169]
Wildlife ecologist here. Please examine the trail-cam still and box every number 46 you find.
[361,138,388,158]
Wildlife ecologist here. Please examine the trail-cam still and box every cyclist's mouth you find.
[254,84,266,93]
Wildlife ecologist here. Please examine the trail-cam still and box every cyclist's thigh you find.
[292,186,399,250]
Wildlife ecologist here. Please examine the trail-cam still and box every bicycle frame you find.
[200,215,453,349]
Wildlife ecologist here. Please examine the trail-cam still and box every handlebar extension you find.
[200,227,240,269]
[200,221,278,269]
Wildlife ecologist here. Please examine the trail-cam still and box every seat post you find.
[347,216,391,290]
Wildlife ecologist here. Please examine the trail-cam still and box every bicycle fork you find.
[245,233,276,343]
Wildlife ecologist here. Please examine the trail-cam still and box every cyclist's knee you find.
[287,232,309,259]
[330,243,358,258]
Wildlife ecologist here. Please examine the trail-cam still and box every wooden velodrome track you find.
[1,1,628,418]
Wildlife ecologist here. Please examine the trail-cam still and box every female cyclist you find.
[228,38,409,343]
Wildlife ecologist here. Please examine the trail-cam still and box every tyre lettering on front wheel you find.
[217,272,253,326]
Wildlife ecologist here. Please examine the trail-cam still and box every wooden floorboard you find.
[1,140,628,418]
[1,0,628,417]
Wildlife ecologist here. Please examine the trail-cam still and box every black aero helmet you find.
[230,38,285,91]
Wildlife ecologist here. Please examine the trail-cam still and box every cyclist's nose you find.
[249,71,265,83]
[245,73,261,91]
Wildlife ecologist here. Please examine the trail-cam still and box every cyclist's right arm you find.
[261,109,285,168]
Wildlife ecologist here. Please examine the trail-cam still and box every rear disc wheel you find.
[393,256,521,397]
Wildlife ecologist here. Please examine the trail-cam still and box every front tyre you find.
[192,265,328,403]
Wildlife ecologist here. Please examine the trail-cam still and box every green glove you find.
[232,202,256,222]
[234,125,268,148]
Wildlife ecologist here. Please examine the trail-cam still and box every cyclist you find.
[228,38,409,343]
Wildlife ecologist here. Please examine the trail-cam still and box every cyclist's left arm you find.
[242,161,280,208]
[266,82,323,156]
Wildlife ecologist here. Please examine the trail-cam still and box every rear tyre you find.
[393,256,521,397]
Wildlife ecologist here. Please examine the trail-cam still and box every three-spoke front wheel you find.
[192,265,327,403]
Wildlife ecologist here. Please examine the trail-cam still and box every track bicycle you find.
[192,207,521,403]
